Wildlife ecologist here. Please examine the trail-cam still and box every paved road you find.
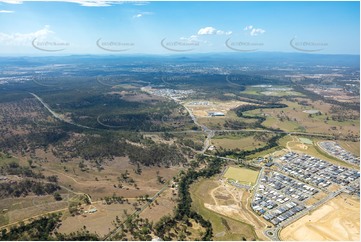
[201,130,215,153]
[182,103,213,153]
[142,128,347,142]
[264,182,356,241]
[30,92,93,130]
[31,91,350,142]
[105,99,215,240]
[213,129,341,139]
[30,91,357,241]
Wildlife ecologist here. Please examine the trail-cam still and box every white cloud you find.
[0,10,14,13]
[197,26,232,35]
[0,25,54,45]
[243,25,265,36]
[0,1,22,4]
[0,1,148,7]
[243,25,253,31]
[132,11,153,18]
[77,1,113,7]
[179,35,211,47]
[250,28,265,36]
[180,35,199,42]
[179,26,231,46]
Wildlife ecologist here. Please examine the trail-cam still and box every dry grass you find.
[140,188,177,223]
[58,202,135,237]
[2,151,180,235]
[247,99,359,137]
[223,167,259,185]
[0,195,71,227]
[212,136,265,151]
[40,156,180,201]
[190,178,259,240]
[337,140,360,156]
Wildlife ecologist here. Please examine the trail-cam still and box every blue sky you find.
[0,0,359,55]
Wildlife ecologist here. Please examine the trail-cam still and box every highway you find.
[31,91,350,142]
[30,92,93,130]
[142,128,347,141]
[105,99,216,240]
[182,102,214,153]
[31,91,358,241]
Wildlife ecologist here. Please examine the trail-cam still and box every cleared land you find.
[211,135,266,151]
[0,150,180,235]
[38,155,179,201]
[338,140,360,156]
[280,194,360,241]
[58,203,134,237]
[184,100,249,118]
[223,167,259,185]
[190,178,259,241]
[299,137,313,145]
[246,99,360,137]
[305,86,360,104]
[242,86,304,97]
[140,188,177,223]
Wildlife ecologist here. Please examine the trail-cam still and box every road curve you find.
[30,92,93,130]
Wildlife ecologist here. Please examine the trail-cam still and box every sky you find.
[0,0,359,55]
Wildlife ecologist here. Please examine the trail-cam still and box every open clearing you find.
[223,167,259,185]
[1,150,180,235]
[211,135,266,151]
[242,86,304,97]
[190,178,259,240]
[0,194,75,227]
[58,202,135,237]
[38,154,180,201]
[299,137,313,145]
[140,188,177,223]
[280,194,360,241]
[303,109,320,114]
[246,99,360,137]
[338,140,360,156]
[184,100,249,118]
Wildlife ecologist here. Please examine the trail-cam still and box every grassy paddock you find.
[212,136,265,151]
[223,167,259,185]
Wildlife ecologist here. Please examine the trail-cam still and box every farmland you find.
[246,99,359,138]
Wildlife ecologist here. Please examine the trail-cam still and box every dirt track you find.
[204,182,270,240]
